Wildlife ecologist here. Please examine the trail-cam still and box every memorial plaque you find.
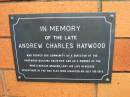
[9,13,115,83]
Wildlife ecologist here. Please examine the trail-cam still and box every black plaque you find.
[9,13,115,83]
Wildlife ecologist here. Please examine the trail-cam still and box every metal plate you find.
[9,13,115,83]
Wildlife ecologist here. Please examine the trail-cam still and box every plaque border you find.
[10,13,115,82]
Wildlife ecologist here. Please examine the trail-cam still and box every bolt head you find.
[110,14,114,18]
[11,17,14,20]
[106,78,110,81]
[18,76,21,79]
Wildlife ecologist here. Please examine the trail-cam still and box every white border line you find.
[12,16,112,80]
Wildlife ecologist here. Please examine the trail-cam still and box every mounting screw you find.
[18,76,21,79]
[105,78,110,82]
[10,17,14,20]
[110,14,114,19]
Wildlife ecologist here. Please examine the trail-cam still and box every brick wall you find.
[0,1,130,97]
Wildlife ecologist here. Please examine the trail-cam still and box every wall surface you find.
[0,1,130,97]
